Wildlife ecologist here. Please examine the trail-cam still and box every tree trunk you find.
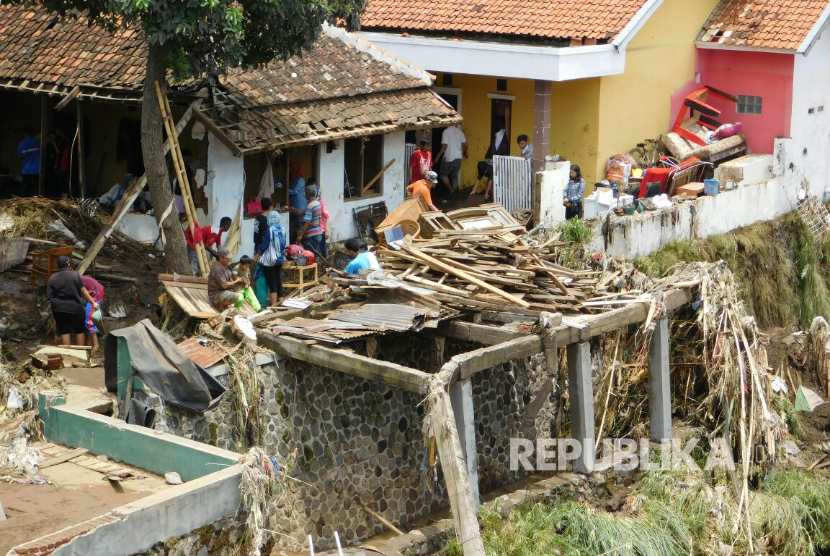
[141,44,191,274]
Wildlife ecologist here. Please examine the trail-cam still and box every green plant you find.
[559,218,592,245]
[762,470,830,549]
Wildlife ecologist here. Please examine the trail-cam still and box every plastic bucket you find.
[704,179,720,196]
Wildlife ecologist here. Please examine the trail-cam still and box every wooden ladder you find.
[154,81,210,277]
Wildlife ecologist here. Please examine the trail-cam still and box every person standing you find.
[407,171,439,212]
[81,274,104,351]
[47,256,97,346]
[436,125,467,192]
[17,127,40,194]
[564,164,585,220]
[287,163,307,240]
[299,185,325,256]
[409,140,433,183]
[255,198,287,307]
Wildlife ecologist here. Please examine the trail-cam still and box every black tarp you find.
[109,319,225,413]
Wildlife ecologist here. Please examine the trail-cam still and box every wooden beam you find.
[76,100,86,199]
[439,320,526,346]
[427,385,485,555]
[38,95,48,195]
[191,108,243,157]
[450,287,693,382]
[362,158,395,195]
[55,86,81,112]
[259,332,430,394]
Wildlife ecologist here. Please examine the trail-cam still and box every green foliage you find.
[476,497,692,556]
[762,470,830,549]
[634,214,830,328]
[559,218,592,245]
[12,0,366,75]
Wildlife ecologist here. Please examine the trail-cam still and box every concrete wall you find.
[696,48,794,155]
[320,131,407,243]
[588,176,797,258]
[206,135,253,255]
[792,19,830,198]
[156,333,554,552]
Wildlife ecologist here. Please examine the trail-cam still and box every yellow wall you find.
[441,74,535,188]
[595,0,720,182]
[551,78,602,186]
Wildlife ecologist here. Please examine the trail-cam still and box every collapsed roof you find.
[698,0,830,52]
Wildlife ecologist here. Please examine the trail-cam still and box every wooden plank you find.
[439,320,526,346]
[54,85,81,111]
[427,386,485,555]
[362,158,396,195]
[403,243,530,308]
[455,336,543,381]
[260,332,430,394]
[39,447,88,469]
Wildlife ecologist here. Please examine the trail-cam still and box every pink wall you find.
[695,49,794,154]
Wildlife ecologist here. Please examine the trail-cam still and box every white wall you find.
[205,135,256,257]
[320,131,407,243]
[792,19,830,199]
[587,177,797,259]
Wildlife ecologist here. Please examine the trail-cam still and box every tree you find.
[16,0,366,273]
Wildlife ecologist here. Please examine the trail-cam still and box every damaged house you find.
[0,4,459,251]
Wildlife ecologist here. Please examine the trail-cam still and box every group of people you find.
[206,181,328,311]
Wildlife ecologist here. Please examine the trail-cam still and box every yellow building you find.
[361,0,720,188]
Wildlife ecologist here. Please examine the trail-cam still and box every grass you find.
[446,470,830,556]
[559,218,592,245]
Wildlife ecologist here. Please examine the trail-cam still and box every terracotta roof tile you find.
[361,0,650,42]
[0,4,146,92]
[699,0,829,51]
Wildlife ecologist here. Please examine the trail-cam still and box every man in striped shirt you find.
[300,184,325,256]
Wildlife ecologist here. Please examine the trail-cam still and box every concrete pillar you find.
[450,378,479,508]
[648,318,672,442]
[533,80,552,174]
[567,342,594,474]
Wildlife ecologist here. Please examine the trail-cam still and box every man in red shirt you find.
[408,140,432,183]
[183,216,232,274]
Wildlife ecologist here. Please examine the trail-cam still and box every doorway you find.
[489,97,512,156]
[431,89,461,161]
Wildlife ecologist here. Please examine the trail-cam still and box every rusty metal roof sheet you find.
[327,303,433,332]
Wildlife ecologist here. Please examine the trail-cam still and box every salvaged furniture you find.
[31,245,74,286]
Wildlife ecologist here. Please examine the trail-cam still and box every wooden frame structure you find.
[258,285,694,556]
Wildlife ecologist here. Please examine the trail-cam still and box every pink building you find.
[696,0,830,197]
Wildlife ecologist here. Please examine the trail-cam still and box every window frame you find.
[737,95,763,115]
[344,134,385,202]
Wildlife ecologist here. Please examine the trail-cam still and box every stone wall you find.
[146,334,557,551]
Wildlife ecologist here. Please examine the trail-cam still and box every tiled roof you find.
[0,4,146,95]
[0,5,457,149]
[699,0,829,51]
[360,0,650,42]
[222,31,429,107]
[202,87,460,153]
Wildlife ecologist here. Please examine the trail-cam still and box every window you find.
[737,95,762,114]
[344,135,384,200]
[442,73,453,86]
[496,78,508,92]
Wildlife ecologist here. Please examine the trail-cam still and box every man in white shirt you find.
[436,125,467,192]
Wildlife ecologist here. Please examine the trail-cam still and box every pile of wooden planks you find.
[345,231,609,316]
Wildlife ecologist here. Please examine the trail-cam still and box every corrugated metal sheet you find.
[493,155,532,213]
[327,303,432,332]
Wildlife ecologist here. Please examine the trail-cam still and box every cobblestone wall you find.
[145,334,556,551]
